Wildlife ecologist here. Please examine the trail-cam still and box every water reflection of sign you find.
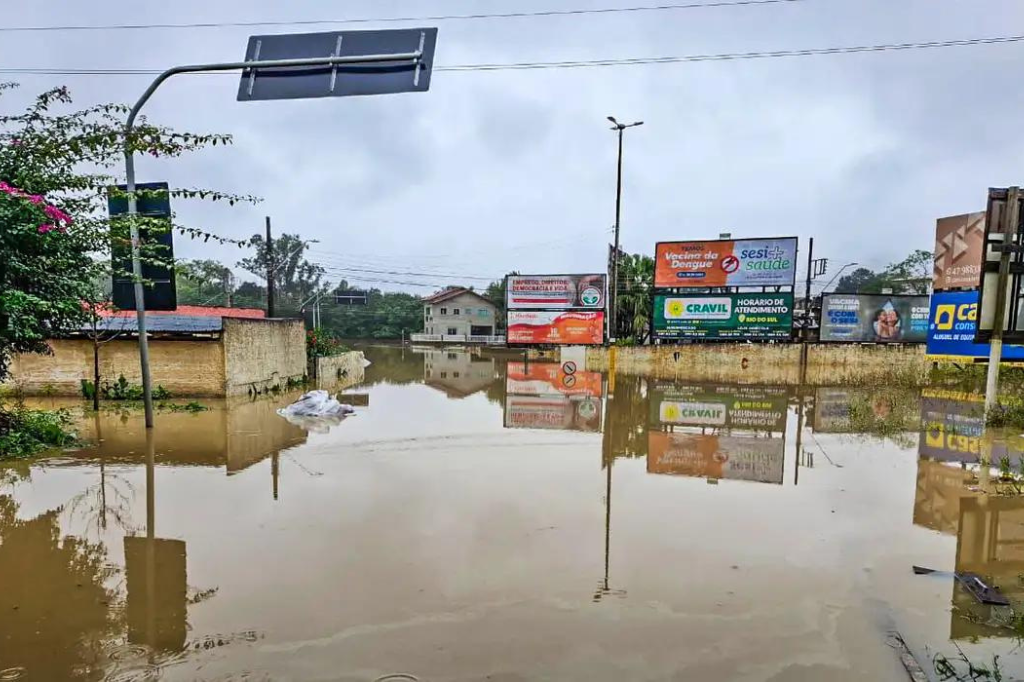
[820,294,930,343]
[507,362,603,397]
[124,537,187,652]
[919,389,986,462]
[647,431,784,484]
[649,384,788,431]
[504,395,603,432]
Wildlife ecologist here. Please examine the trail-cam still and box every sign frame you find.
[819,293,931,344]
[974,188,1024,343]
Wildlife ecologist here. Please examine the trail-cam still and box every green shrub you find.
[99,374,170,401]
[0,404,76,459]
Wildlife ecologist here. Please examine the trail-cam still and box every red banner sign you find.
[507,311,605,345]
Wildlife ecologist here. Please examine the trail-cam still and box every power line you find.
[2,34,1021,78]
[309,260,499,282]
[0,0,804,33]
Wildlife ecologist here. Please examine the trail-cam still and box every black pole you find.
[803,237,814,342]
[611,128,624,339]
[265,216,275,318]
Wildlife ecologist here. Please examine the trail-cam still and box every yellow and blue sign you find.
[927,291,1024,361]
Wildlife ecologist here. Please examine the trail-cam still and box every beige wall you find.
[4,337,225,397]
[222,318,306,397]
[586,343,931,386]
[314,351,366,389]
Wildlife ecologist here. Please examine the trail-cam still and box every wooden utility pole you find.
[265,216,275,318]
[985,187,1020,411]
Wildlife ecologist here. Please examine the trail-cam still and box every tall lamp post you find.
[821,261,859,294]
[607,116,643,339]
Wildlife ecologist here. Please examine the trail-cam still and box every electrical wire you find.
[0,0,805,33]
[3,34,1021,79]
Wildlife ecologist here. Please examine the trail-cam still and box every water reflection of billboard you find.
[918,388,1022,466]
[820,294,930,343]
[507,310,604,346]
[648,384,788,431]
[813,387,921,434]
[647,432,784,484]
[504,362,603,432]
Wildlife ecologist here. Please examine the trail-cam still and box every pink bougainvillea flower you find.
[38,224,55,234]
[43,204,72,224]
[28,195,43,205]
[10,139,22,146]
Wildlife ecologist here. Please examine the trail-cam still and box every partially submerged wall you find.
[4,338,225,397]
[222,318,306,397]
[314,351,366,390]
[586,343,930,386]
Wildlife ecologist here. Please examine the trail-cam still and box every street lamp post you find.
[122,45,428,428]
[821,261,859,294]
[607,116,643,340]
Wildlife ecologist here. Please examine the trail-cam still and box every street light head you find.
[607,116,618,124]
[631,121,644,127]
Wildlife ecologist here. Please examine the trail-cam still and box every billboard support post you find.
[803,237,814,342]
[985,187,1020,411]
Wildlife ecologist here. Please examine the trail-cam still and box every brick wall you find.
[314,351,366,389]
[222,318,306,396]
[4,337,225,397]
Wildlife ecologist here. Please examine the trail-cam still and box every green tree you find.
[834,250,933,295]
[176,259,235,306]
[0,83,251,383]
[237,233,325,314]
[615,253,654,343]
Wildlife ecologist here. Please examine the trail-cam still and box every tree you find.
[483,272,518,330]
[834,250,933,295]
[0,83,252,384]
[176,259,235,306]
[615,253,654,343]
[834,267,881,294]
[237,233,325,314]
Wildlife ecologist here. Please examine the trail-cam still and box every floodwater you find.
[3,345,1024,681]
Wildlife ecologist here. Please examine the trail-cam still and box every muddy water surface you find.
[2,346,1023,681]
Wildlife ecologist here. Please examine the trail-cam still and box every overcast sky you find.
[3,0,1023,294]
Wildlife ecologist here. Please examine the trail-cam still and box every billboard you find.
[652,293,793,341]
[507,361,603,398]
[109,181,177,311]
[506,274,606,311]
[648,384,788,432]
[654,237,798,289]
[927,291,1024,361]
[507,310,604,345]
[820,294,930,343]
[934,212,985,291]
[647,432,784,485]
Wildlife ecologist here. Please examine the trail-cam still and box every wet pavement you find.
[2,345,1024,681]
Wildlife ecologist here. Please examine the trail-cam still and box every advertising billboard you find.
[652,293,793,341]
[507,310,604,345]
[934,212,985,291]
[820,294,930,343]
[654,237,798,289]
[927,291,1024,361]
[506,274,607,311]
[647,432,784,485]
[648,384,788,432]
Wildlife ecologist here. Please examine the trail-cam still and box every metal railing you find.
[410,333,505,345]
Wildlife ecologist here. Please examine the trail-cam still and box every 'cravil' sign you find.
[653,293,793,341]
[654,237,798,288]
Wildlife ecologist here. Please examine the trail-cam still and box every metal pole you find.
[123,137,156,428]
[803,237,814,342]
[985,187,1020,412]
[611,128,624,339]
[121,51,425,428]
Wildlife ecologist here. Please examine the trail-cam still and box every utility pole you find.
[803,237,814,342]
[985,187,1020,411]
[265,216,275,318]
[607,116,643,339]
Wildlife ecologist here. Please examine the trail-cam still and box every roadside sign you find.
[652,293,793,341]
[109,182,177,311]
[335,291,368,306]
[654,237,798,289]
[975,188,1024,343]
[238,28,438,101]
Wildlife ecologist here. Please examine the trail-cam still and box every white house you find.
[421,287,499,340]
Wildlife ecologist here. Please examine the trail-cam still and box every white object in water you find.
[278,390,354,418]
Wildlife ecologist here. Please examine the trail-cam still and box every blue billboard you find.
[927,291,1024,361]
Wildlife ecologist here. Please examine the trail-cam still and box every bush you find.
[307,329,348,358]
[0,403,76,459]
[99,374,170,401]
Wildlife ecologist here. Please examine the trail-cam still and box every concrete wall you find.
[314,350,366,390]
[4,337,226,397]
[222,318,306,397]
[585,343,930,386]
[424,292,497,336]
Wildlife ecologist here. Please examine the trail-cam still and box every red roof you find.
[98,305,266,319]
[422,287,494,307]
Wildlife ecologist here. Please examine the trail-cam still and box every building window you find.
[440,372,447,379]
[453,308,460,316]
[441,307,447,315]
[453,371,460,378]
[480,308,489,317]
[447,327,457,335]
[448,352,457,360]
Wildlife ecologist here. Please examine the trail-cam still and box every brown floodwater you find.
[3,345,1024,681]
